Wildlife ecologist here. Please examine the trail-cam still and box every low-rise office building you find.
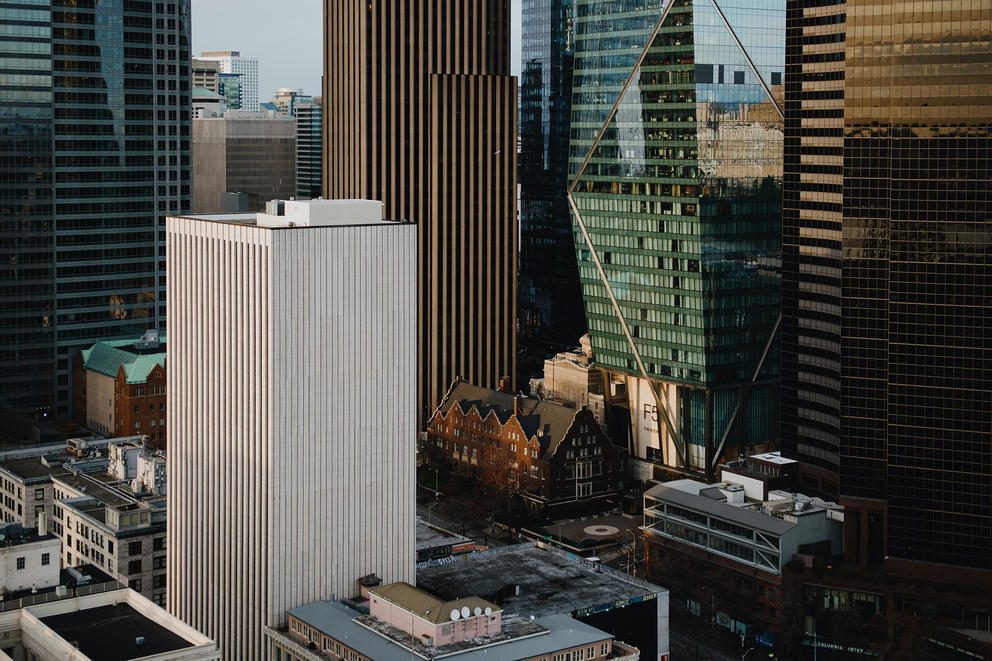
[266,579,639,661]
[417,542,669,660]
[428,380,624,516]
[0,585,218,661]
[0,440,168,606]
[642,476,843,648]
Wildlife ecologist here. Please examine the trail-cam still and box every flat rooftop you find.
[417,543,663,618]
[416,519,471,551]
[40,603,193,661]
[750,451,797,465]
[286,600,611,661]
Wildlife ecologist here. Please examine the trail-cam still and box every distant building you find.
[269,88,312,117]
[192,87,227,118]
[530,334,606,426]
[642,475,842,647]
[192,109,296,213]
[197,51,258,110]
[428,380,623,515]
[217,72,242,109]
[266,579,637,661]
[191,58,220,93]
[0,521,60,595]
[417,542,669,660]
[72,331,167,447]
[167,200,417,660]
[295,98,323,199]
[0,586,219,661]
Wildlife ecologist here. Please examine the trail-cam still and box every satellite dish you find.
[460,606,470,619]
[473,606,482,617]
[484,607,492,615]
[450,609,461,622]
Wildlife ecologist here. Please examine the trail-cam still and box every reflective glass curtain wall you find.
[780,0,845,495]
[569,0,784,474]
[0,2,55,412]
[840,0,991,569]
[0,0,191,417]
[519,0,586,349]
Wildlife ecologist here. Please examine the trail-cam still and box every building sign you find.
[802,640,880,656]
[571,592,657,618]
[626,375,678,467]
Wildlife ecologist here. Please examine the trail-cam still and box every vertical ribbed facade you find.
[166,215,416,661]
[323,0,517,420]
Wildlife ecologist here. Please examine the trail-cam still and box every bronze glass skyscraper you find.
[783,0,991,571]
[323,1,517,418]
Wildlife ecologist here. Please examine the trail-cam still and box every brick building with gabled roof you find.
[72,331,167,448]
[427,379,624,516]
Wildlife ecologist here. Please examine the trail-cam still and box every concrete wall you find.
[0,538,60,593]
[84,372,115,436]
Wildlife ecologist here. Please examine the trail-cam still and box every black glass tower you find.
[518,0,586,358]
[783,0,991,570]
[0,0,191,418]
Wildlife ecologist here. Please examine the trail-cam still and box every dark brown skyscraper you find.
[323,1,517,418]
[782,2,991,656]
[785,0,991,572]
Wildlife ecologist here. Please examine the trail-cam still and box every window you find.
[129,578,142,592]
[34,488,44,500]
[152,593,166,606]
[577,482,593,497]
[153,574,166,588]
[153,536,166,551]
[108,540,114,553]
[153,555,166,569]
[41,553,50,566]
[128,559,142,573]
[128,541,142,555]
[15,557,24,570]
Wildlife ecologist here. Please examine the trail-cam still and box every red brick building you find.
[73,331,168,447]
[427,380,623,515]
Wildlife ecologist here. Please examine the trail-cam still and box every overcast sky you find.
[192,1,522,103]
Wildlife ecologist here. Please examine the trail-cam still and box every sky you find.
[192,1,522,104]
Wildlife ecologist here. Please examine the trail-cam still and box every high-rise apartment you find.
[783,0,991,571]
[295,98,323,199]
[167,199,417,661]
[518,0,586,353]
[324,1,517,420]
[197,50,257,110]
[0,0,191,417]
[569,0,785,477]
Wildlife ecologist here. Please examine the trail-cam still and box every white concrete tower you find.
[166,200,416,661]
[198,50,260,110]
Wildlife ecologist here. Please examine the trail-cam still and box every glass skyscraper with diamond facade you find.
[519,0,586,353]
[0,0,191,417]
[569,0,784,476]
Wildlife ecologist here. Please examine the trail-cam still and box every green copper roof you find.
[81,337,166,384]
[192,86,225,101]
